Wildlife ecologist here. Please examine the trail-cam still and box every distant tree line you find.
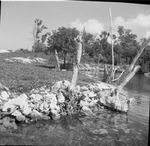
[32,19,150,73]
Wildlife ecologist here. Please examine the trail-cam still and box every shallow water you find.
[0,72,149,146]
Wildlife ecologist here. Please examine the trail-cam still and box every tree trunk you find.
[113,37,150,88]
[54,49,60,71]
[32,21,38,52]
[63,51,67,69]
[117,65,140,91]
[102,64,109,82]
[69,34,83,92]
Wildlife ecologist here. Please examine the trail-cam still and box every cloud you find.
[70,19,104,35]
[113,14,150,30]
[145,31,150,38]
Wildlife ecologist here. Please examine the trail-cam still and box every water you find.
[0,72,149,146]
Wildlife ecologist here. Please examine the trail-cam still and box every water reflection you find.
[125,74,150,94]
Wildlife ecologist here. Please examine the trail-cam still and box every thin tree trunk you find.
[69,34,83,91]
[102,64,109,82]
[112,37,150,90]
[117,65,140,91]
[63,51,67,69]
[108,37,150,86]
[54,49,60,71]
[109,7,115,80]
[32,21,38,52]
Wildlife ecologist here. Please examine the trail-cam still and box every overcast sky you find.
[0,1,150,51]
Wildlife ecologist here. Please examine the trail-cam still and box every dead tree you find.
[111,37,150,93]
[32,19,47,52]
[69,33,83,92]
[54,49,60,71]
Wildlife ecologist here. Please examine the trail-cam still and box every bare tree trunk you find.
[69,34,83,91]
[32,20,38,52]
[115,37,150,86]
[117,65,140,91]
[108,37,150,97]
[109,8,115,80]
[54,49,60,71]
[102,65,109,82]
[63,51,67,69]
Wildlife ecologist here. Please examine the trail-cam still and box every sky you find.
[0,0,150,51]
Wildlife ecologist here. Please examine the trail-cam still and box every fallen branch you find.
[112,70,125,82]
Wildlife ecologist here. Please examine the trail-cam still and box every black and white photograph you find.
[0,0,149,145]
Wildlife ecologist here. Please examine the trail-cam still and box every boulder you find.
[51,80,70,93]
[88,85,96,91]
[93,86,101,93]
[57,92,65,104]
[51,109,60,120]
[88,91,97,98]
[75,85,80,92]
[82,90,90,98]
[80,86,89,91]
[60,80,71,90]
[30,93,43,103]
[89,99,98,108]
[50,102,60,112]
[2,93,29,113]
[2,117,17,129]
[0,91,9,101]
[22,106,32,116]
[30,109,46,121]
[80,100,90,107]
[82,106,94,116]
[12,110,26,122]
[49,93,58,105]
[39,102,50,114]
[30,89,40,94]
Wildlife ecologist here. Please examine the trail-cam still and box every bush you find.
[33,42,47,53]
[81,53,93,64]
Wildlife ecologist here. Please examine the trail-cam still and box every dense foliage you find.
[32,19,150,73]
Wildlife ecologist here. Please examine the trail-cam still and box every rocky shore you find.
[0,80,134,131]
[79,63,124,73]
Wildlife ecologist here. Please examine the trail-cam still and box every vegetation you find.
[31,19,150,73]
[0,52,97,93]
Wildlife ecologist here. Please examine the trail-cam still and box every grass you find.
[0,52,97,93]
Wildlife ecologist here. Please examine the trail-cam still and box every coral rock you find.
[88,91,97,98]
[80,86,89,91]
[0,91,9,101]
[30,94,43,102]
[12,110,26,122]
[82,106,94,116]
[57,92,65,104]
[51,80,70,93]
